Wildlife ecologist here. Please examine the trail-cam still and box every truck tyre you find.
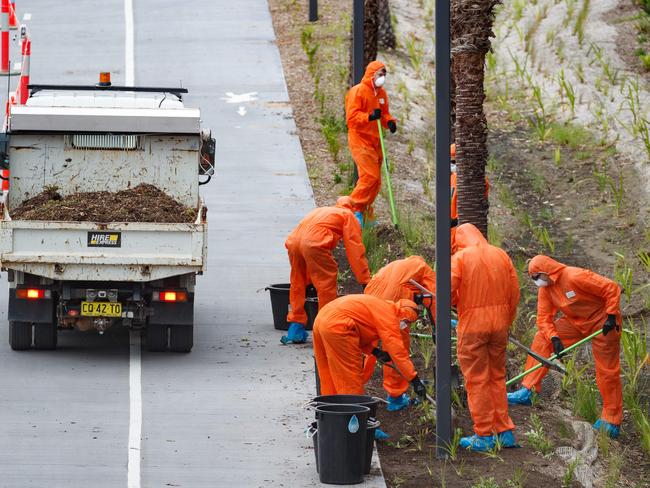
[147,324,168,352]
[34,323,58,350]
[169,324,193,353]
[9,321,32,350]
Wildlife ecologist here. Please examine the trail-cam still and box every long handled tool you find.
[508,336,566,375]
[377,120,398,228]
[506,329,603,387]
[377,358,436,406]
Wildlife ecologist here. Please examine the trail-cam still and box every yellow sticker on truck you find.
[87,232,121,248]
[80,301,122,317]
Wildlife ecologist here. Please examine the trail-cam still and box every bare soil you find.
[11,184,197,223]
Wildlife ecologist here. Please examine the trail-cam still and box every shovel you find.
[508,336,567,375]
[377,357,436,406]
[377,120,399,228]
[506,329,603,387]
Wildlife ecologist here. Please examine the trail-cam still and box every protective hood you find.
[528,255,566,282]
[455,223,487,251]
[396,298,419,323]
[335,196,354,210]
[362,60,386,89]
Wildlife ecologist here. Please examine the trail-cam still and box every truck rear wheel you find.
[34,323,58,350]
[146,324,169,352]
[169,325,193,353]
[9,321,32,350]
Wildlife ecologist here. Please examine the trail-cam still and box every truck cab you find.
[0,78,214,352]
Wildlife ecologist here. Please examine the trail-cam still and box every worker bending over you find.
[450,143,489,253]
[364,256,436,412]
[313,294,427,400]
[508,255,623,438]
[452,224,520,451]
[281,197,371,345]
[345,60,397,227]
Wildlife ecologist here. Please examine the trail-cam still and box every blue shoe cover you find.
[496,430,518,448]
[353,211,364,228]
[451,319,458,329]
[386,393,410,412]
[459,434,496,452]
[593,419,620,439]
[374,428,390,441]
[280,322,307,344]
[507,387,532,406]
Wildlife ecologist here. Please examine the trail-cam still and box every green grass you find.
[549,122,591,149]
[525,413,554,456]
[362,228,388,274]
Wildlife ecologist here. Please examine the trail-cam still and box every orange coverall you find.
[363,256,437,396]
[452,224,519,436]
[345,60,396,219]
[313,295,419,395]
[450,171,490,254]
[285,197,371,325]
[524,255,623,425]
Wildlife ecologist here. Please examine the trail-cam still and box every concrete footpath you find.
[0,1,386,486]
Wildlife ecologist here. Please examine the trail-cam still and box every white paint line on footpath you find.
[127,331,142,488]
[124,2,139,486]
[124,0,134,86]
[22,13,31,21]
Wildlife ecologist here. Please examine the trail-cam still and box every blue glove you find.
[280,322,308,344]
[451,319,458,329]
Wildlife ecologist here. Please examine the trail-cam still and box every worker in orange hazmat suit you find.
[281,197,371,345]
[313,294,427,398]
[508,255,623,439]
[345,60,397,228]
[450,143,490,254]
[452,224,520,451]
[363,256,436,412]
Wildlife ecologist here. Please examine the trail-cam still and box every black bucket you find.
[305,296,319,329]
[315,404,369,485]
[309,418,379,476]
[364,419,380,475]
[307,421,319,472]
[266,284,318,331]
[311,394,380,418]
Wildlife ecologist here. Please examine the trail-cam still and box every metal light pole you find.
[434,0,452,458]
[308,0,318,22]
[352,0,364,84]
[351,0,364,186]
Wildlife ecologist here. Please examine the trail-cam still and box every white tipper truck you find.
[0,77,215,352]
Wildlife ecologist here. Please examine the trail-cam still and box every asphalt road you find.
[0,1,385,487]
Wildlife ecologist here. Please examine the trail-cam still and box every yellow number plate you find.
[80,301,122,317]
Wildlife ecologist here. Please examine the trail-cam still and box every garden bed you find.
[269,0,650,486]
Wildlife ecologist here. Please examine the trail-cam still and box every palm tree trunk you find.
[377,0,396,50]
[349,0,379,86]
[451,0,500,237]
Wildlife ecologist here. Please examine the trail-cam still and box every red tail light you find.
[16,288,49,300]
[153,291,188,302]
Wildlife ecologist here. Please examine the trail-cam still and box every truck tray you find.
[0,218,206,282]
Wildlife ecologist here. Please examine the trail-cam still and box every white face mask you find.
[374,75,386,88]
[399,320,409,330]
[534,278,549,288]
[450,163,457,173]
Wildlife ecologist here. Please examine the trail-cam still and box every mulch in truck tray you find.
[11,184,198,223]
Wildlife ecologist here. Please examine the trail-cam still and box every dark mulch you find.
[11,184,197,223]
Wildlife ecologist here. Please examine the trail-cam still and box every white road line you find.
[127,330,142,488]
[124,0,134,85]
[124,1,139,485]
[22,12,31,21]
